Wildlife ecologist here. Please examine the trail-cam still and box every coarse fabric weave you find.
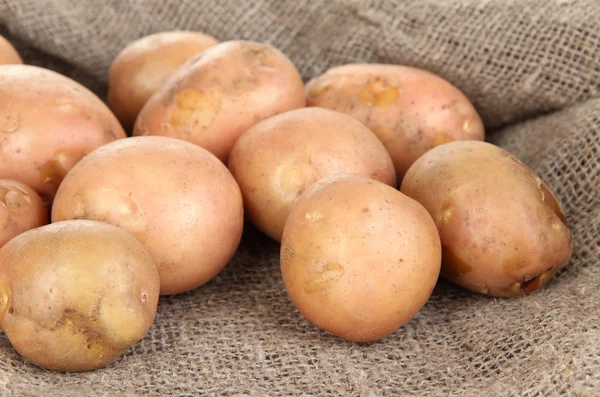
[0,1,599,396]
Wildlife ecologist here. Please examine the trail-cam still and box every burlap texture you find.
[0,0,598,395]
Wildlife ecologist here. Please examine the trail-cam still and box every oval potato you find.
[229,107,396,241]
[0,65,126,202]
[400,141,572,297]
[281,173,441,342]
[108,31,220,131]
[306,64,485,180]
[0,220,159,372]
[134,40,305,162]
[52,136,244,295]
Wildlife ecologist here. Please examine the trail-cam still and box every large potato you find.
[108,31,220,131]
[306,64,485,180]
[281,174,441,342]
[0,65,126,202]
[52,136,244,295]
[228,108,396,241]
[0,35,22,65]
[134,40,305,162]
[0,220,159,372]
[0,179,48,248]
[400,141,572,297]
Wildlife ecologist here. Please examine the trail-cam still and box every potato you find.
[229,108,396,241]
[0,220,159,372]
[52,136,244,295]
[108,31,220,132]
[0,65,126,202]
[281,173,441,342]
[0,35,22,65]
[134,40,305,163]
[0,179,48,248]
[400,141,572,297]
[306,64,485,180]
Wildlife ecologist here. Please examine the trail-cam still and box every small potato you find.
[306,64,485,180]
[134,40,306,163]
[281,173,441,342]
[229,108,396,241]
[400,141,572,297]
[0,35,22,65]
[52,136,244,295]
[0,179,48,248]
[108,31,220,131]
[0,65,126,202]
[0,220,159,372]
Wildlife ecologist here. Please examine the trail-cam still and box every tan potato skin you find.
[108,31,220,132]
[0,220,160,372]
[133,40,306,163]
[0,65,126,202]
[0,179,48,248]
[51,136,244,295]
[400,141,572,297]
[281,173,441,342]
[306,64,485,180]
[228,108,396,241]
[0,36,22,65]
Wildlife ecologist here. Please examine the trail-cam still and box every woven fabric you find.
[0,0,598,395]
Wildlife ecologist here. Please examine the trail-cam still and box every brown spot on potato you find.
[433,132,455,147]
[282,245,295,261]
[140,293,149,304]
[169,89,220,134]
[360,76,399,106]
[538,182,568,227]
[441,246,472,278]
[304,262,345,294]
[276,161,314,200]
[0,113,20,134]
[40,148,85,189]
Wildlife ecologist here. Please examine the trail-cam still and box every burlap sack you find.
[1,1,598,395]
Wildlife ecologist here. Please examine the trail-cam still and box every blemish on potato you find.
[308,80,332,98]
[538,182,568,227]
[71,189,147,234]
[441,206,453,225]
[0,113,20,134]
[140,293,149,304]
[169,89,221,134]
[360,76,399,106]
[304,211,323,222]
[433,132,454,147]
[463,120,472,134]
[4,189,32,214]
[276,161,314,199]
[304,262,345,294]
[441,246,472,278]
[282,245,295,260]
[40,148,84,188]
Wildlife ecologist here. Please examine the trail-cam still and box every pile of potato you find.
[0,31,572,372]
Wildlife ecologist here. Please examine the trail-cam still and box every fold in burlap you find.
[0,1,598,396]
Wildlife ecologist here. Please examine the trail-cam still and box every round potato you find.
[0,35,22,65]
[108,31,220,132]
[400,141,572,297]
[229,108,396,241]
[0,179,48,248]
[0,65,126,202]
[0,220,159,372]
[52,136,244,295]
[281,173,441,342]
[306,64,485,180]
[134,40,306,163]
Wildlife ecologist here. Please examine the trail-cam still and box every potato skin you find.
[108,31,220,132]
[306,64,485,180]
[133,40,306,163]
[281,173,441,342]
[0,65,126,202]
[0,179,48,248]
[0,36,22,65]
[400,141,572,297]
[52,136,244,295]
[0,220,159,372]
[228,108,396,241]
